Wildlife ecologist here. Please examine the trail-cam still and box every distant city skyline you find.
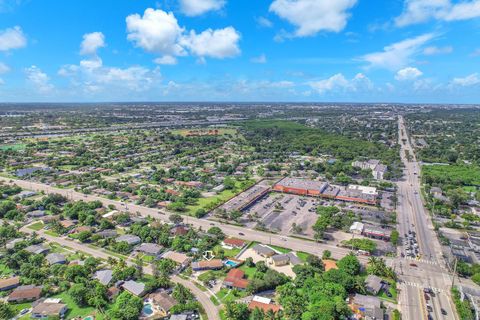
[1,0,480,103]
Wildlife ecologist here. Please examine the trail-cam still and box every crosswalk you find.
[401,282,445,293]
[403,256,438,265]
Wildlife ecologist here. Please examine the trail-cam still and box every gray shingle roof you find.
[94,269,113,286]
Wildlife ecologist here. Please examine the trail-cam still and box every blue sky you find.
[1,0,480,103]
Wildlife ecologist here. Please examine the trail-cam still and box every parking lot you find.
[242,193,319,237]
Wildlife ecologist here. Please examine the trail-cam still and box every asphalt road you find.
[0,176,368,263]
[395,116,457,320]
[20,225,220,320]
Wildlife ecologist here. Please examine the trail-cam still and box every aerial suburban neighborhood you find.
[0,103,478,320]
[1,0,480,319]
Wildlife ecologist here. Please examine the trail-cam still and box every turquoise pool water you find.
[142,303,154,316]
[225,260,239,267]
[84,316,94,320]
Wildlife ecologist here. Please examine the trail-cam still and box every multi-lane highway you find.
[396,116,457,320]
[0,175,366,262]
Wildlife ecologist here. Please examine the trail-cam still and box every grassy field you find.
[28,221,44,231]
[0,143,27,151]
[186,180,255,215]
[422,164,480,187]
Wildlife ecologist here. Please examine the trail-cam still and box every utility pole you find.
[451,257,458,288]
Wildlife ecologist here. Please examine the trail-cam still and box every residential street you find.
[20,225,221,320]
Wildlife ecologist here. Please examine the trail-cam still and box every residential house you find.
[121,280,146,297]
[31,300,68,319]
[223,269,249,290]
[24,244,49,255]
[270,252,302,267]
[5,238,23,250]
[0,276,20,291]
[94,269,113,286]
[191,259,224,271]
[8,285,42,303]
[162,251,191,269]
[135,243,163,256]
[248,296,282,314]
[252,244,276,258]
[349,294,384,320]
[45,253,66,265]
[365,275,384,295]
[115,234,141,246]
[150,291,178,317]
[222,238,247,249]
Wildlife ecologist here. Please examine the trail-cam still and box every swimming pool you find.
[83,316,94,320]
[142,303,154,316]
[225,259,239,267]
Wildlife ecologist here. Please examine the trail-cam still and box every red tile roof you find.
[223,238,246,248]
[248,301,282,313]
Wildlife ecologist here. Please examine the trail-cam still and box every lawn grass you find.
[0,144,26,151]
[269,244,291,254]
[296,251,310,262]
[0,263,13,276]
[28,221,44,231]
[238,264,257,279]
[210,295,220,306]
[44,230,60,237]
[51,291,101,319]
[216,288,247,304]
[213,245,241,258]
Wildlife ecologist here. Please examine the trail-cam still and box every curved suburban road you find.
[21,224,220,320]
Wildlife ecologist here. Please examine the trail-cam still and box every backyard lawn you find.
[27,221,44,231]
[213,244,241,258]
[51,291,105,319]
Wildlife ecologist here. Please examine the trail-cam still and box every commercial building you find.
[273,178,328,196]
[273,178,378,205]
[222,184,270,212]
[352,159,388,180]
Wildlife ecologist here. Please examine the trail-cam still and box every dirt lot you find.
[242,193,319,237]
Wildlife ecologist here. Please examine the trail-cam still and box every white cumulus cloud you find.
[181,27,241,59]
[361,33,434,70]
[179,0,225,16]
[0,26,27,51]
[308,73,372,94]
[395,67,423,81]
[126,8,186,57]
[451,73,480,87]
[80,32,105,55]
[25,65,54,93]
[395,0,480,27]
[126,8,240,62]
[269,0,357,37]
